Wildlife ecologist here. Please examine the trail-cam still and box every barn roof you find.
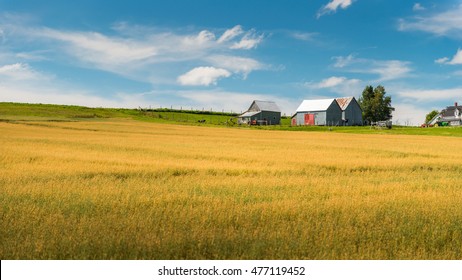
[296,98,336,112]
[335,97,355,111]
[239,111,260,117]
[250,100,281,112]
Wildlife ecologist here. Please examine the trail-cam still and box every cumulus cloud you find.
[177,67,231,86]
[0,15,273,108]
[435,49,462,65]
[0,17,266,85]
[399,4,462,38]
[206,55,264,77]
[317,0,354,18]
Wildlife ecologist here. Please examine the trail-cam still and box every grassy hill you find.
[0,102,239,125]
[2,102,462,137]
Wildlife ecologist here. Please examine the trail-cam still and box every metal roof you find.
[335,97,355,111]
[239,111,260,118]
[296,98,336,112]
[250,100,281,112]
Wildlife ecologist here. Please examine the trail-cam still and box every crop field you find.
[1,111,462,259]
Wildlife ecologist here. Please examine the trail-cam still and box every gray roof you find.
[249,100,281,112]
[441,105,462,118]
[296,98,336,112]
[427,103,462,124]
[239,111,260,118]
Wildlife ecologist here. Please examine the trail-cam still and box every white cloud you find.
[396,87,462,102]
[332,54,355,68]
[230,30,264,49]
[0,16,275,109]
[1,17,267,85]
[392,103,430,126]
[436,49,462,65]
[0,63,50,81]
[372,60,412,81]
[40,28,158,65]
[315,76,349,88]
[15,50,49,61]
[206,55,264,77]
[317,0,354,18]
[399,4,462,38]
[413,3,425,11]
[332,55,412,81]
[306,76,362,96]
[177,67,231,86]
[435,57,449,64]
[182,30,216,47]
[447,50,462,64]
[290,32,317,41]
[0,60,147,108]
[217,25,243,43]
[0,84,148,108]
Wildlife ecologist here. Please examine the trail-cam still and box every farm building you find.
[427,102,462,126]
[238,100,281,125]
[335,97,363,126]
[292,98,342,126]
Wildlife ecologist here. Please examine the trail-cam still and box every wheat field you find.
[1,119,461,259]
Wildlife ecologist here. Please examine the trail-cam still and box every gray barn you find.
[238,100,281,125]
[292,99,342,126]
[335,97,363,126]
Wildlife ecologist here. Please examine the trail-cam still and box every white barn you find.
[291,99,343,126]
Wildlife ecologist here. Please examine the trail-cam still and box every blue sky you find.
[1,0,462,125]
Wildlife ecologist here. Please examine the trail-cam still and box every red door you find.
[304,114,315,125]
[291,118,297,126]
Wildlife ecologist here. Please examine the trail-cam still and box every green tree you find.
[425,110,439,124]
[358,85,394,124]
